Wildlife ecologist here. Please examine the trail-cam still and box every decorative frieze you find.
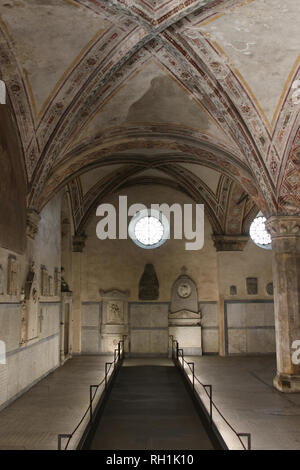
[266,216,300,239]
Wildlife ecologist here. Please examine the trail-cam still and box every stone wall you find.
[0,195,62,409]
[78,185,274,357]
[81,301,219,355]
[225,300,275,355]
[81,186,219,303]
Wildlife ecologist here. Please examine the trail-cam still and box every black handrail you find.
[169,335,251,451]
[57,339,125,450]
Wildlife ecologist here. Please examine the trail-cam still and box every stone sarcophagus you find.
[99,289,129,353]
[168,268,202,355]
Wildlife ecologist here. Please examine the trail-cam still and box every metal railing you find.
[169,335,251,451]
[57,338,125,450]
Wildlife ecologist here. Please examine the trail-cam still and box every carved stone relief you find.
[7,255,18,296]
[170,267,200,315]
[169,267,202,356]
[99,289,129,353]
[246,277,258,295]
[20,261,39,344]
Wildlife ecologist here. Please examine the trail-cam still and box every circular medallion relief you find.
[177,282,192,298]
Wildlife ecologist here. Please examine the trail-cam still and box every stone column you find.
[71,234,86,353]
[266,216,300,392]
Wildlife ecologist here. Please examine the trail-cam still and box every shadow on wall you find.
[0,104,26,254]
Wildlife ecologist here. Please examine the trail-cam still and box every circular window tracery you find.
[129,209,169,249]
[249,212,272,250]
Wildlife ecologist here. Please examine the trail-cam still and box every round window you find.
[128,209,169,249]
[249,212,271,250]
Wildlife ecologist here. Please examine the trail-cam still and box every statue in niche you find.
[139,264,159,300]
[25,262,35,300]
[7,255,18,296]
[246,277,258,295]
[0,264,3,295]
[61,267,71,292]
[230,285,237,295]
[266,282,274,296]
[48,276,54,296]
[41,265,49,296]
[20,288,27,345]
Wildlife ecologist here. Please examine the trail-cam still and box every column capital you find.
[72,233,87,252]
[266,215,300,239]
[26,209,41,240]
[212,234,249,252]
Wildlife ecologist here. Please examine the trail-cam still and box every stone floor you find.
[0,355,113,450]
[186,355,300,450]
[0,354,300,450]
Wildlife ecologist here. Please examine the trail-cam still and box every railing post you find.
[118,341,121,361]
[204,384,213,426]
[178,349,184,368]
[237,433,252,450]
[123,335,127,357]
[58,434,62,451]
[89,385,93,423]
[89,385,98,424]
[57,434,72,450]
[188,362,195,392]
[105,362,110,389]
[176,341,179,362]
[169,335,173,358]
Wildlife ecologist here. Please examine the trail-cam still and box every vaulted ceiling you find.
[0,0,299,233]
